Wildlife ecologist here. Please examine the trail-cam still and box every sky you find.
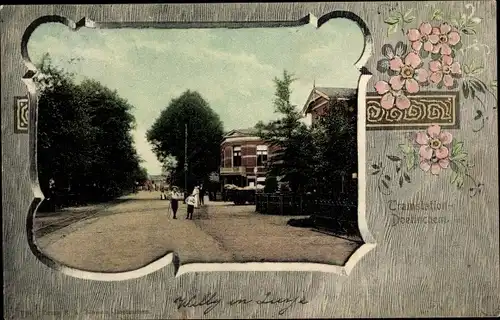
[28,19,364,175]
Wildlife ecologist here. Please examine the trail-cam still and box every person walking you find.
[170,186,183,219]
[192,185,201,208]
[185,193,196,220]
[199,184,205,205]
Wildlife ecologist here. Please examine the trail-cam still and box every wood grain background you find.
[2,2,498,318]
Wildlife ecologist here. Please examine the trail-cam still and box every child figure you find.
[185,194,196,220]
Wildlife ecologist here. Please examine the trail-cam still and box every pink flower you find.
[419,156,450,175]
[416,124,452,159]
[428,23,461,55]
[374,80,411,110]
[388,52,429,94]
[429,55,462,88]
[407,22,435,52]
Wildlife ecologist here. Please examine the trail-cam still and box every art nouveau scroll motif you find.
[14,96,30,134]
[22,12,375,279]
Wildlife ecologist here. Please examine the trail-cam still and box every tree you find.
[255,70,316,193]
[310,99,357,199]
[35,54,143,206]
[146,90,224,192]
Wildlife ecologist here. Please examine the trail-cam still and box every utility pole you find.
[184,123,188,199]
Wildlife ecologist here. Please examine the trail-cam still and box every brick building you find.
[302,85,357,124]
[220,128,276,187]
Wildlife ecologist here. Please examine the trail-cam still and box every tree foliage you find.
[310,100,358,199]
[146,90,224,191]
[36,53,145,206]
[255,70,316,193]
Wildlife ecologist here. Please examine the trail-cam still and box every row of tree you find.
[256,70,357,200]
[36,54,149,209]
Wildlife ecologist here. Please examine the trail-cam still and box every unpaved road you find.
[34,191,362,272]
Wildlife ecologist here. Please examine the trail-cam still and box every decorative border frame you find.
[14,96,29,134]
[20,12,375,280]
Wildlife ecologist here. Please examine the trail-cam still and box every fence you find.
[255,192,361,238]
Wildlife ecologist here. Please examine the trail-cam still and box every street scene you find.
[29,19,365,271]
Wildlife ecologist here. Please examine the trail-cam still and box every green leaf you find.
[471,79,486,93]
[451,153,468,161]
[388,23,399,35]
[456,174,465,188]
[384,175,391,181]
[404,16,416,23]
[450,161,460,173]
[371,164,380,169]
[399,176,404,187]
[491,80,497,90]
[406,152,416,171]
[474,110,483,120]
[387,155,402,162]
[396,166,401,173]
[462,81,470,99]
[382,180,389,189]
[432,9,444,20]
[470,17,482,24]
[384,16,401,25]
[403,173,411,183]
[372,170,380,175]
[451,141,464,157]
[450,170,459,184]
[471,67,484,76]
[463,64,470,75]
[462,28,476,35]
[404,8,414,19]
[376,59,390,73]
[431,53,441,60]
[398,143,413,155]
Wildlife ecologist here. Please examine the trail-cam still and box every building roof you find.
[302,86,357,115]
[223,128,259,138]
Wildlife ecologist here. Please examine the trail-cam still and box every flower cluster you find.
[415,125,452,175]
[375,22,463,110]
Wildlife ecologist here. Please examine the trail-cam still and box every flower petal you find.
[430,71,444,84]
[420,145,433,159]
[442,55,453,66]
[389,75,405,91]
[405,78,420,93]
[415,68,429,83]
[427,124,441,138]
[405,51,422,68]
[440,23,452,34]
[420,159,431,172]
[375,81,391,94]
[423,41,434,52]
[438,131,453,145]
[450,62,462,74]
[435,146,449,159]
[412,41,423,52]
[448,31,461,45]
[429,60,442,72]
[380,92,395,110]
[443,74,454,87]
[419,22,432,35]
[389,57,404,71]
[440,43,452,55]
[395,94,411,110]
[407,28,421,42]
[431,27,441,35]
[429,34,440,44]
[416,132,429,145]
[439,158,450,169]
[430,163,441,175]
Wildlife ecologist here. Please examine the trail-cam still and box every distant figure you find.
[192,185,201,208]
[199,184,205,205]
[160,184,166,200]
[170,186,183,219]
[185,194,196,220]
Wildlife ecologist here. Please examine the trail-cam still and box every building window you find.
[233,146,241,167]
[257,145,268,166]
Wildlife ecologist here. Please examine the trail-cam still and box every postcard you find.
[2,2,498,319]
